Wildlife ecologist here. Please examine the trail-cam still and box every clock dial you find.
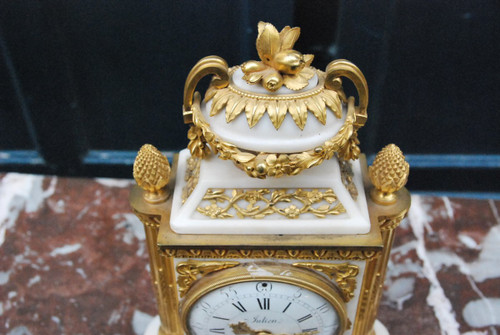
[187,281,339,335]
[181,264,347,335]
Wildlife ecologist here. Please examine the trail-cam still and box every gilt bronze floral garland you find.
[187,93,360,179]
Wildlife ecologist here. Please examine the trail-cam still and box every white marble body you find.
[170,149,370,235]
[203,69,346,153]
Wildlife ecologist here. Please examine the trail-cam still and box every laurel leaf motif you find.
[226,97,246,123]
[210,89,231,116]
[204,85,217,102]
[288,100,307,130]
[307,95,326,124]
[243,100,256,125]
[277,100,289,126]
[225,96,237,122]
[248,101,266,128]
[323,90,342,119]
[267,100,285,129]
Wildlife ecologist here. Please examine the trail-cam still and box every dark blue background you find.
[0,1,498,192]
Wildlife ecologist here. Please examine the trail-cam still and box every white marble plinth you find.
[170,149,370,235]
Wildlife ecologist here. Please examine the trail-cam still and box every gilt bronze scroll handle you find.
[183,56,229,124]
[325,59,369,129]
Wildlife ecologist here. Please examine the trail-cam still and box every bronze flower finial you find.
[241,22,315,92]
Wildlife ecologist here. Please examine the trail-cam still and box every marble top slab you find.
[0,173,499,334]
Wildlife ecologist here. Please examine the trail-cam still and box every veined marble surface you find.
[0,173,499,334]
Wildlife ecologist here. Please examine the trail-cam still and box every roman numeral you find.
[297,314,313,323]
[209,328,225,334]
[317,303,329,313]
[257,298,270,310]
[232,301,247,313]
[282,302,292,313]
[213,316,229,321]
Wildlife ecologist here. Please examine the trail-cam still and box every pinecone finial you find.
[133,144,171,203]
[369,144,409,205]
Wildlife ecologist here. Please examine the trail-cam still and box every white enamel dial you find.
[186,280,341,335]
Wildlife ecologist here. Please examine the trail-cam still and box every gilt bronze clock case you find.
[131,22,410,335]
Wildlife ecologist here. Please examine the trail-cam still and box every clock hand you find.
[292,331,320,335]
[229,322,272,335]
[230,322,256,335]
[230,322,319,335]
[275,330,320,335]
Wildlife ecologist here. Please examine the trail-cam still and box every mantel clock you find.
[130,22,410,335]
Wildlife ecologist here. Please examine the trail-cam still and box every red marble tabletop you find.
[0,173,499,335]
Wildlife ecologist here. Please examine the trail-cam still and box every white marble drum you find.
[203,68,347,154]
